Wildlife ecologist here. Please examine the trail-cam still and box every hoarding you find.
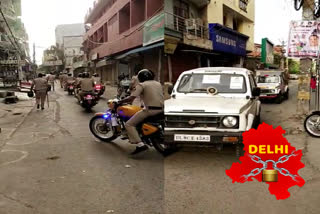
[143,13,165,46]
[288,21,320,58]
[261,38,274,65]
[209,23,248,56]
[43,60,63,66]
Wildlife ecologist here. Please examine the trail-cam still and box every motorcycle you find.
[89,99,174,156]
[117,78,131,99]
[94,83,105,98]
[80,92,98,111]
[67,82,75,95]
[304,112,320,138]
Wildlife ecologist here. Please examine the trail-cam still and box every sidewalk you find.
[0,95,34,149]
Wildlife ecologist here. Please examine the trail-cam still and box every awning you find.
[115,42,164,60]
[96,57,115,68]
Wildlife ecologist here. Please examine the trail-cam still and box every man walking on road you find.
[46,72,56,91]
[31,73,49,110]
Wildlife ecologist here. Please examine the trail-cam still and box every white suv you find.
[164,67,261,155]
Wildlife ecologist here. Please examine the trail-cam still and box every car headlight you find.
[222,116,238,128]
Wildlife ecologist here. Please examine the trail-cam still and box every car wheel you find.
[275,94,283,104]
[284,90,289,100]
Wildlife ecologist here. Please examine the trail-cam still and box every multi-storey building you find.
[83,0,164,85]
[83,0,255,84]
[55,24,85,73]
[0,0,30,82]
[164,0,255,82]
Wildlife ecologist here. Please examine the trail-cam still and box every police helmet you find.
[93,73,99,77]
[137,69,154,83]
[83,72,90,78]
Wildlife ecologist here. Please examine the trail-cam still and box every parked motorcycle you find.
[89,99,174,155]
[80,92,98,111]
[94,83,105,98]
[117,78,131,99]
[304,112,320,138]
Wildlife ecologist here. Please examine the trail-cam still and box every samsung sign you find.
[209,23,248,56]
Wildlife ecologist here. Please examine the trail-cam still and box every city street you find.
[0,81,319,214]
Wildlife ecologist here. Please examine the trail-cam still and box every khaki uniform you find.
[46,74,56,91]
[65,76,76,90]
[59,74,67,88]
[78,78,95,100]
[125,80,164,144]
[92,77,101,84]
[130,75,144,107]
[31,78,48,108]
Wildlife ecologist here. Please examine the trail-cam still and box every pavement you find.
[0,81,319,214]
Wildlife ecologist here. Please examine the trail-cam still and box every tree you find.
[288,59,300,74]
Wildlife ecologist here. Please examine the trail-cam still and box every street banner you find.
[143,13,165,46]
[288,21,320,58]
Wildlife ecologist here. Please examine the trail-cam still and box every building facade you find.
[83,0,164,85]
[0,0,31,83]
[55,24,85,73]
[163,0,255,83]
[83,0,255,85]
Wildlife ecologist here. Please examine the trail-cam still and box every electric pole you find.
[33,43,36,64]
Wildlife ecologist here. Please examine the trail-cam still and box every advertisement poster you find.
[288,21,320,58]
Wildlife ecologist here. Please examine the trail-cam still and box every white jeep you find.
[164,67,261,155]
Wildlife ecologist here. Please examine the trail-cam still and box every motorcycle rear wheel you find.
[89,116,118,142]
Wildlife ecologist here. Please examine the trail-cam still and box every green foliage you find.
[288,59,300,74]
[274,53,281,66]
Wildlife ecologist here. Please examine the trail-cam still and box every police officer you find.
[92,73,101,84]
[75,73,83,95]
[31,73,48,110]
[46,72,56,91]
[118,69,164,155]
[77,72,95,103]
[129,69,144,107]
[65,73,76,90]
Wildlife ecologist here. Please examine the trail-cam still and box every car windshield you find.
[257,75,280,83]
[177,73,247,93]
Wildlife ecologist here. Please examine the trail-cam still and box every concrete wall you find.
[55,24,85,46]
[84,0,163,59]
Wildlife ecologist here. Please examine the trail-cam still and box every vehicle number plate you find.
[174,134,210,142]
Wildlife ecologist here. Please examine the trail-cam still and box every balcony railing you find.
[164,12,209,40]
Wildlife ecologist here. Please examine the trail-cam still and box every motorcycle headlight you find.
[222,116,238,128]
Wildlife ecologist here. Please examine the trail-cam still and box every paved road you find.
[0,81,319,214]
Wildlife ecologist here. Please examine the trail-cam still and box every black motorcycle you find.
[80,92,98,111]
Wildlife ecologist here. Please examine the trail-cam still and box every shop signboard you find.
[0,60,26,65]
[43,60,63,66]
[288,20,320,58]
[261,38,274,66]
[209,23,248,56]
[143,13,165,46]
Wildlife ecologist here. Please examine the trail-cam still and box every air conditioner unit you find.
[185,18,203,30]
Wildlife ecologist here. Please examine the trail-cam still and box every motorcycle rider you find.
[118,69,164,155]
[77,72,95,103]
[92,73,101,84]
[65,73,76,90]
[75,73,83,95]
[129,69,144,107]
